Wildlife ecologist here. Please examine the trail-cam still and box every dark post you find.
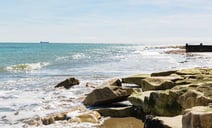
[185,43,189,52]
[186,43,212,52]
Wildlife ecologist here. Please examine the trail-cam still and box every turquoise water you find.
[0,43,139,80]
[1,43,212,81]
[0,43,121,68]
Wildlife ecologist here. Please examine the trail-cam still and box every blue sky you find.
[1,0,212,43]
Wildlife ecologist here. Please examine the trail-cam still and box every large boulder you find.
[144,90,183,116]
[55,77,80,89]
[178,90,212,110]
[129,89,185,116]
[83,86,133,106]
[182,106,212,128]
[140,77,175,91]
[122,74,150,86]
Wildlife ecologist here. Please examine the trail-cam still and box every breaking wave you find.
[6,62,49,71]
[71,53,87,60]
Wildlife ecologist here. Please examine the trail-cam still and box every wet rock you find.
[140,77,175,91]
[182,106,212,128]
[55,77,80,89]
[67,111,101,124]
[100,117,144,128]
[41,106,87,125]
[122,74,150,86]
[42,112,67,125]
[83,86,133,106]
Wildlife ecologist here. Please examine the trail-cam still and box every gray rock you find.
[55,77,80,89]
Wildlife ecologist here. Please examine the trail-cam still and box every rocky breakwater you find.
[83,78,145,128]
[124,68,212,128]
[21,77,144,128]
[21,68,212,128]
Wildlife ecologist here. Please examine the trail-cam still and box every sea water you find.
[0,43,212,127]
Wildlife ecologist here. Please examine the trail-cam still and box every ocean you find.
[0,43,212,127]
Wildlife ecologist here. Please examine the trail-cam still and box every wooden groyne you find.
[186,43,212,52]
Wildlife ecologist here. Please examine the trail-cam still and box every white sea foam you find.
[0,76,90,127]
[72,53,86,60]
[55,53,87,62]
[55,56,69,61]
[6,62,49,71]
[137,50,161,56]
[66,110,81,118]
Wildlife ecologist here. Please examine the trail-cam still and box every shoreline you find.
[15,67,212,128]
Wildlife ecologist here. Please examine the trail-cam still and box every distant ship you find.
[40,41,49,44]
